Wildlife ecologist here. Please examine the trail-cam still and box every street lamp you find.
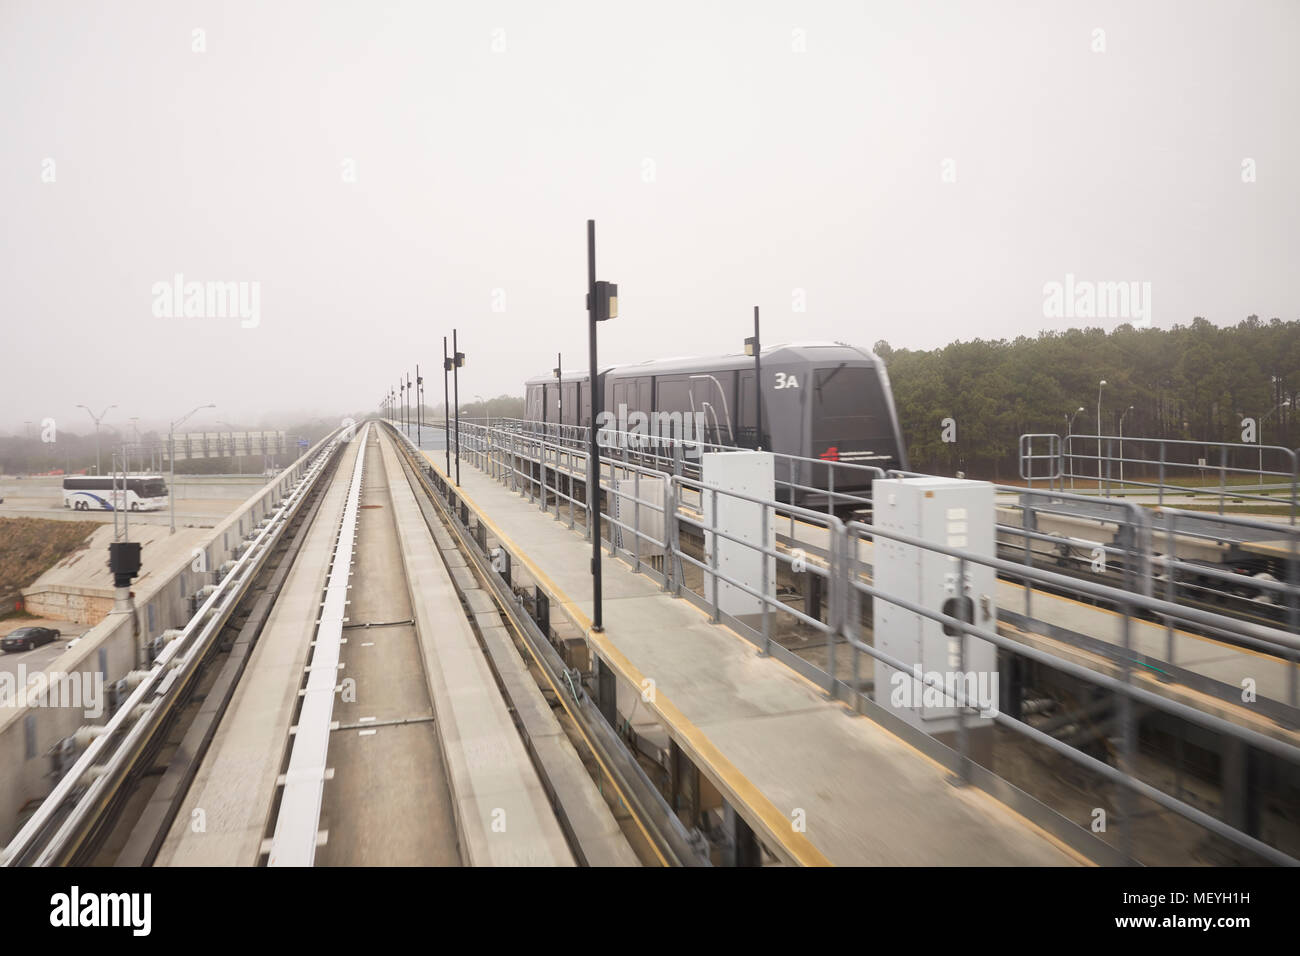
[554,355,563,443]
[1096,380,1107,492]
[170,403,215,533]
[452,330,465,487]
[129,417,140,474]
[585,218,618,633]
[217,420,240,474]
[1118,405,1134,486]
[1066,406,1084,490]
[1260,398,1293,485]
[416,365,424,448]
[442,338,452,477]
[744,305,762,449]
[76,403,117,475]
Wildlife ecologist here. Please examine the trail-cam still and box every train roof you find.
[525,342,881,386]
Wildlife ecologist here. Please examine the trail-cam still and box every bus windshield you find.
[135,479,168,498]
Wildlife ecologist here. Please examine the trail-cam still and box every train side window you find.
[562,383,578,425]
[656,377,691,415]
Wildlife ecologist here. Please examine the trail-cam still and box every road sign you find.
[297,438,309,448]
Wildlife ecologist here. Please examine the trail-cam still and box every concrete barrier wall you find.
[0,443,330,845]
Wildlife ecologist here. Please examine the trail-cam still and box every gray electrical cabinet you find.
[872,477,998,738]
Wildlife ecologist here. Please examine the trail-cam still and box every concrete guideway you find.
[419,446,1084,866]
[312,430,461,866]
[379,432,576,866]
[156,437,364,865]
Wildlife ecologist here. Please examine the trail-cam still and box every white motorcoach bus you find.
[63,475,169,512]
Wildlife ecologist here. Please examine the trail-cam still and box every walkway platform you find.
[420,448,1085,866]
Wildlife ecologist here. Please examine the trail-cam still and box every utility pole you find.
[443,337,452,477]
[170,403,214,534]
[452,330,464,487]
[585,219,618,633]
[555,353,563,440]
[745,306,762,448]
[77,404,117,476]
[1097,379,1107,492]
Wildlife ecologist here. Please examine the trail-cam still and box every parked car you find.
[1,626,61,652]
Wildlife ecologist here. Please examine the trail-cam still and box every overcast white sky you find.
[2,0,1297,435]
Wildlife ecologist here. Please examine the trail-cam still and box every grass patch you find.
[1141,503,1297,517]
[0,517,100,616]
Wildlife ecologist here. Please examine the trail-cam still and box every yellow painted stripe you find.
[420,447,832,867]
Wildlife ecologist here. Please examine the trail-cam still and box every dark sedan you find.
[1,626,62,652]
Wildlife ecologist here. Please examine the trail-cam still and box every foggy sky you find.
[2,0,1297,436]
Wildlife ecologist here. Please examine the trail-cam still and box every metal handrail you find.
[427,419,1300,864]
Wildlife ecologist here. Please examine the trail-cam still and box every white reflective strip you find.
[268,421,370,867]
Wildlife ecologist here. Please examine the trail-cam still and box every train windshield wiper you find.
[816,363,848,401]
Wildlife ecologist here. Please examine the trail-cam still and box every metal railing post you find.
[1158,441,1165,508]
[760,503,771,657]
[1119,601,1136,862]
[1219,445,1227,517]
[710,487,720,623]
[955,554,971,785]
[630,468,641,573]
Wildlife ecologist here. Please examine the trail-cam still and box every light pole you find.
[1260,398,1292,485]
[1066,406,1084,490]
[452,330,465,487]
[1118,405,1134,486]
[217,420,240,474]
[554,354,563,442]
[129,417,140,474]
[76,403,117,475]
[442,338,452,477]
[1096,380,1107,492]
[170,403,215,533]
[585,218,618,633]
[416,364,424,448]
[744,306,762,449]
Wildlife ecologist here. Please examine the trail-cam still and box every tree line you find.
[875,317,1300,481]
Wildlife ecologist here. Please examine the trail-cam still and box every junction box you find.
[700,452,775,622]
[872,477,998,747]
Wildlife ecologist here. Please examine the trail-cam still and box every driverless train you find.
[524,342,908,512]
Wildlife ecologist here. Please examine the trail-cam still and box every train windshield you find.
[811,365,893,464]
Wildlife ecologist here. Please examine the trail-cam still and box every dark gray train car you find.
[524,342,908,512]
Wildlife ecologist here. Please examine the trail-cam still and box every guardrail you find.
[428,416,1300,865]
[1049,433,1300,525]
